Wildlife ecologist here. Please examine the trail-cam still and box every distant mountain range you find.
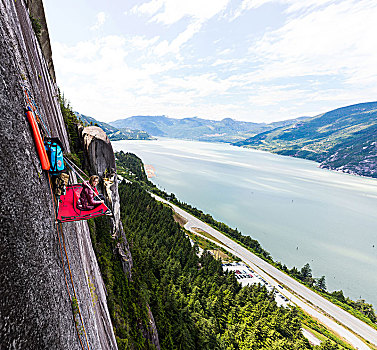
[74,112,152,141]
[78,101,377,178]
[109,115,309,143]
[235,102,377,178]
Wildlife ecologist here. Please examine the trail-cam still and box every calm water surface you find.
[113,138,377,307]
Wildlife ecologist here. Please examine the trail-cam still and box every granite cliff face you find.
[80,127,160,349]
[80,126,133,279]
[0,1,120,348]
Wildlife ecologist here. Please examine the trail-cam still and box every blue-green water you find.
[113,138,377,307]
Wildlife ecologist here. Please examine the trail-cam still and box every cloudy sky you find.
[44,0,377,123]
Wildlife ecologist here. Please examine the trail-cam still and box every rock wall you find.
[0,0,117,348]
[26,0,56,82]
[81,126,133,279]
[82,127,160,349]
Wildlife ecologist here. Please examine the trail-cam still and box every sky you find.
[43,0,377,123]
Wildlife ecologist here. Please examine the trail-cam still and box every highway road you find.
[152,193,377,350]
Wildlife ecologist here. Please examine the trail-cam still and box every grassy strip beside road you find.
[191,227,224,245]
[186,231,237,262]
[299,309,354,349]
[172,211,188,226]
[318,292,377,333]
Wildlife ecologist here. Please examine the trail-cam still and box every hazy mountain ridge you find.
[110,115,308,142]
[235,102,377,178]
[75,112,153,141]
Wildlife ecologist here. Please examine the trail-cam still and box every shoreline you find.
[234,143,377,181]
[118,137,377,180]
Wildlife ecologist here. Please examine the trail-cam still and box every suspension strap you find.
[64,158,112,213]
[64,156,89,180]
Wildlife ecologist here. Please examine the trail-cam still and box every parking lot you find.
[222,262,290,307]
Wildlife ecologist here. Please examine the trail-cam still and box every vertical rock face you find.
[81,126,133,279]
[0,1,117,349]
[82,127,160,350]
[81,126,117,178]
[26,0,56,82]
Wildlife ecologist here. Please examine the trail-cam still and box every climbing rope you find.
[23,85,51,137]
[64,156,89,180]
[24,89,91,349]
[48,174,91,350]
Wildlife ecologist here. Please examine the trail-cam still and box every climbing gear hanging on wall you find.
[54,172,69,196]
[23,86,112,221]
[25,107,51,171]
[24,86,91,349]
[24,87,66,175]
[44,137,65,175]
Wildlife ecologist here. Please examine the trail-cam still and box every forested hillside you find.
[88,215,156,349]
[111,178,344,349]
[235,102,377,178]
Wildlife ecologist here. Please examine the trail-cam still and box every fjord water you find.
[113,138,377,307]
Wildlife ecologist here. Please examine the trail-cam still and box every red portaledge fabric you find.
[57,184,108,223]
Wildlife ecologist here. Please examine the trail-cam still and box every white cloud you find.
[283,0,338,14]
[52,32,246,121]
[212,59,231,66]
[128,35,160,49]
[232,0,336,19]
[90,12,107,31]
[154,20,203,55]
[132,0,232,57]
[52,36,157,117]
[141,61,177,75]
[247,0,377,96]
[132,0,231,25]
[218,48,232,55]
[163,73,231,96]
[247,85,309,106]
[130,0,164,16]
[49,0,377,123]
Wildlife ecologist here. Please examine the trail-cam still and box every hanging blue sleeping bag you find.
[44,137,65,175]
